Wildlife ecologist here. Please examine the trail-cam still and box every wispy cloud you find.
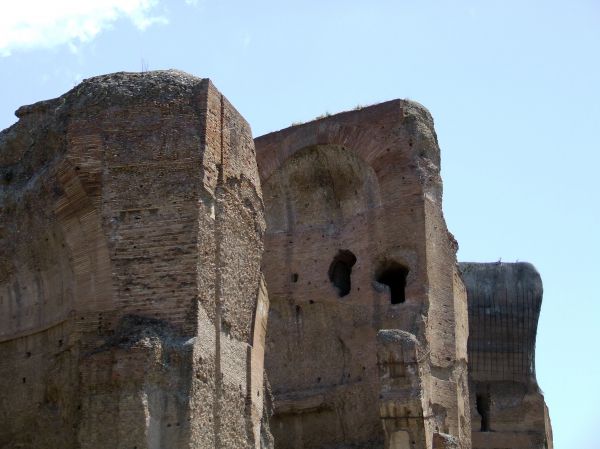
[0,0,167,57]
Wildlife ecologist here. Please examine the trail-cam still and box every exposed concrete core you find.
[0,71,270,449]
[256,101,471,449]
[460,262,553,449]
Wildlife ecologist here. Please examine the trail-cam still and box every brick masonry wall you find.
[0,71,268,449]
[255,100,470,449]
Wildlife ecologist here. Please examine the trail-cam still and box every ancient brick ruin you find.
[0,71,552,449]
[256,102,470,449]
[461,263,553,449]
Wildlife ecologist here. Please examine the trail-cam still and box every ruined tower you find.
[255,101,471,449]
[460,262,553,449]
[0,71,269,449]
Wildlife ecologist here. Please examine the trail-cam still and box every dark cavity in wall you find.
[376,261,409,304]
[476,392,491,432]
[3,170,13,184]
[328,250,357,297]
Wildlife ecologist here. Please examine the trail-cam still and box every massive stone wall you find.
[0,70,553,449]
[460,262,553,449]
[255,101,470,449]
[0,71,269,449]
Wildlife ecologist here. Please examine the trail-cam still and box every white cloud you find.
[0,0,167,57]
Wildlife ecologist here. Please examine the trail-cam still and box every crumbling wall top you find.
[255,99,440,184]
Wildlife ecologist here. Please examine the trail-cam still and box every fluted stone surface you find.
[460,262,553,449]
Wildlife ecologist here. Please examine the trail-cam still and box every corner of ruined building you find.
[397,99,441,181]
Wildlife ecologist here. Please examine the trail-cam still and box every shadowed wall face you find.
[0,71,268,449]
[460,262,553,449]
[256,101,471,449]
[460,262,542,383]
[261,143,388,449]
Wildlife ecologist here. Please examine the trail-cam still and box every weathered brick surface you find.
[0,71,268,449]
[255,101,471,449]
[0,70,553,449]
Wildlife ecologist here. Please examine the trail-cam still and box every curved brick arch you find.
[53,160,114,329]
[256,99,438,187]
[262,143,382,234]
[259,128,379,185]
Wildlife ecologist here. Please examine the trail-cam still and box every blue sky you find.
[1,1,599,447]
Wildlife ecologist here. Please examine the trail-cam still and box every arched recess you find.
[263,144,381,233]
[0,158,113,447]
[262,144,385,448]
[53,161,114,321]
